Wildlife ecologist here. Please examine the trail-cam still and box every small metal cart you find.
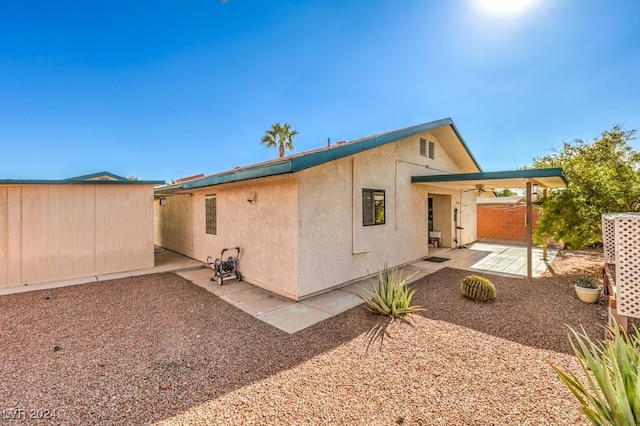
[207,247,241,285]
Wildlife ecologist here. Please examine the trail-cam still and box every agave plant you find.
[359,265,422,316]
[359,265,423,353]
[549,320,640,425]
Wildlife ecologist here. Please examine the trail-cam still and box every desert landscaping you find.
[0,249,608,425]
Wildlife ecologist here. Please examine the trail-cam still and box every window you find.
[420,138,427,157]
[362,189,385,226]
[205,194,217,235]
[428,141,435,159]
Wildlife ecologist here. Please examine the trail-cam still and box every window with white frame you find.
[362,189,385,226]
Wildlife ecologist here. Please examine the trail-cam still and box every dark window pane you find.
[362,189,374,225]
[206,194,217,235]
[363,189,385,226]
[374,190,385,224]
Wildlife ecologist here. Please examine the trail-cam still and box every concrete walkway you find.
[0,246,204,296]
[1,243,557,334]
[178,241,557,334]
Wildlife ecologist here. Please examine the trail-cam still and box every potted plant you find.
[574,276,602,303]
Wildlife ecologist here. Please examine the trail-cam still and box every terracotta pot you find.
[574,285,602,303]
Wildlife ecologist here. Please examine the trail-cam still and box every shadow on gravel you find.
[0,273,377,425]
[410,267,608,356]
[0,264,608,425]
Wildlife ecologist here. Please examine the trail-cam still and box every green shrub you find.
[359,265,422,317]
[549,321,640,425]
[460,275,496,302]
[575,276,599,289]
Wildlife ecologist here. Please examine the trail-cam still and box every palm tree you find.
[261,122,298,158]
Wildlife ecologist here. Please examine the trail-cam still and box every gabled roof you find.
[156,117,480,194]
[65,171,128,181]
[0,171,164,186]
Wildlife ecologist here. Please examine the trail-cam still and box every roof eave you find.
[159,117,480,193]
[0,179,165,185]
[411,167,568,187]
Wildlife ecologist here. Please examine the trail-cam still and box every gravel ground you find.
[0,250,607,425]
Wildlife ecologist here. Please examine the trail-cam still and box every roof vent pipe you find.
[327,137,331,148]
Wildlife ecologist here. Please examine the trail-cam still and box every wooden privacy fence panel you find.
[0,184,155,289]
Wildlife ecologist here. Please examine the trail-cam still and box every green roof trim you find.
[65,171,127,181]
[0,171,164,186]
[411,168,568,185]
[170,117,480,193]
[181,161,293,190]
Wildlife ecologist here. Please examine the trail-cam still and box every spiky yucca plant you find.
[549,321,640,425]
[359,266,422,317]
[461,275,496,302]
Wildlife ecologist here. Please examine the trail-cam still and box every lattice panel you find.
[602,213,618,264]
[615,215,640,318]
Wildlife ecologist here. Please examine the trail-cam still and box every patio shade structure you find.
[412,168,568,278]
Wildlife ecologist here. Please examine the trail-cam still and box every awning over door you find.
[411,167,568,278]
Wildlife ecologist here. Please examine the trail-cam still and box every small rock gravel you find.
[0,250,607,425]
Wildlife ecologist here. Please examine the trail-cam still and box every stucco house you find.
[155,118,566,300]
[0,172,164,290]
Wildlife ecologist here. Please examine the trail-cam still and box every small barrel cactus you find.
[461,275,496,302]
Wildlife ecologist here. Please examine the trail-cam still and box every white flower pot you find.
[574,285,602,303]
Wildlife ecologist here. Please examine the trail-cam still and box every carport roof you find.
[411,168,568,190]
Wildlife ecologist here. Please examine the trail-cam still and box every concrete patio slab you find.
[177,268,256,297]
[255,303,334,334]
[301,289,363,315]
[3,242,560,335]
[0,275,98,296]
[339,281,372,298]
[467,243,558,278]
[219,287,295,316]
[207,281,256,297]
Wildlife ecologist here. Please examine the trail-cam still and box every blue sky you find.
[1,0,639,182]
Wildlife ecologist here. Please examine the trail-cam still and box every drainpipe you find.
[352,157,369,254]
[526,181,533,278]
[542,188,547,261]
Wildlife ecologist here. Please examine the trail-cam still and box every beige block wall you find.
[296,130,475,297]
[0,184,155,289]
[154,194,194,257]
[155,177,300,299]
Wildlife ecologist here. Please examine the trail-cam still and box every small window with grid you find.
[205,194,217,235]
[420,138,427,157]
[428,141,435,159]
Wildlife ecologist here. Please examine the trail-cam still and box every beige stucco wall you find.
[154,194,194,257]
[155,176,300,299]
[0,184,155,289]
[296,129,477,298]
